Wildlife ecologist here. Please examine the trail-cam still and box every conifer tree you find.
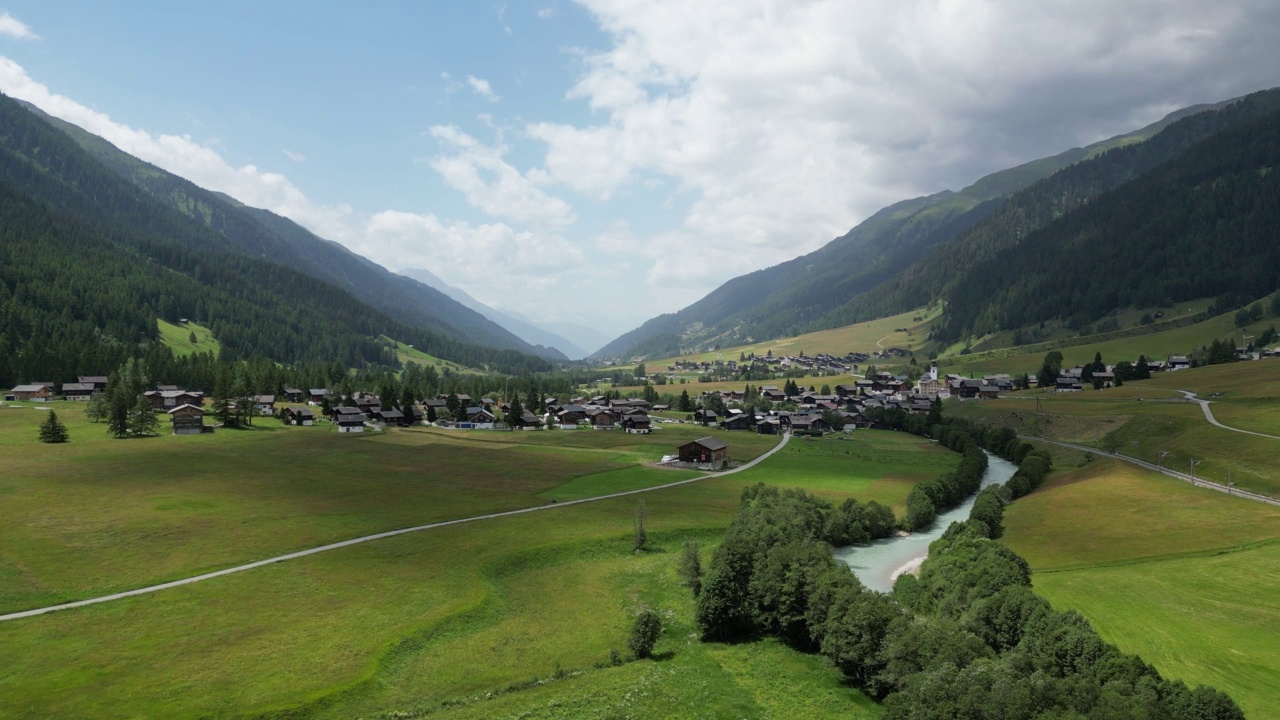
[129,395,159,437]
[38,410,69,443]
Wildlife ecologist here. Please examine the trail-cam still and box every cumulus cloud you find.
[0,12,39,41]
[530,0,1280,291]
[426,125,576,229]
[466,75,500,101]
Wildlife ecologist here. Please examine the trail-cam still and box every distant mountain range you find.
[0,91,555,385]
[399,267,596,359]
[595,88,1280,360]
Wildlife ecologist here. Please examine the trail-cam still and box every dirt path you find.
[0,433,791,623]
[1019,435,1280,507]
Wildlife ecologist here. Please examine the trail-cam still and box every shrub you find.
[628,609,662,659]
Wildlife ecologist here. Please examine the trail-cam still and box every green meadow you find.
[947,359,1280,498]
[1000,456,1280,719]
[157,318,220,357]
[0,402,924,719]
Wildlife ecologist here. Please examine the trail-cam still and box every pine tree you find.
[38,410,69,443]
[129,395,159,437]
[507,391,524,428]
[85,391,108,423]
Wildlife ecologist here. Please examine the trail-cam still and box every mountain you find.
[593,95,1247,361]
[935,100,1280,341]
[14,101,566,361]
[400,267,586,359]
[0,90,552,385]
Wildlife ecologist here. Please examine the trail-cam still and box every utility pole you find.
[1190,458,1203,485]
[1157,450,1170,471]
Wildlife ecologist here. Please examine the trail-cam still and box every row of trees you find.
[689,443,1243,718]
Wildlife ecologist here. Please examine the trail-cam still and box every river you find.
[833,453,1019,593]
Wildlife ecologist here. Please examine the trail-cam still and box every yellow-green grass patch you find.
[157,318,220,358]
[1032,544,1280,720]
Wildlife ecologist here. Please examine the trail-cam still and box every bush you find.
[628,609,662,659]
[38,411,69,443]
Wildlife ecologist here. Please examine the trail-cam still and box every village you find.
[5,346,1242,442]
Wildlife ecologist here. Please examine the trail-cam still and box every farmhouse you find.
[168,404,207,435]
[333,407,365,432]
[721,414,752,431]
[622,414,651,433]
[78,376,109,390]
[588,408,617,429]
[281,406,315,426]
[253,395,276,415]
[61,382,96,400]
[677,436,729,467]
[10,384,51,402]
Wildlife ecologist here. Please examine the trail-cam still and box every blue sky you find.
[2,2,1279,342]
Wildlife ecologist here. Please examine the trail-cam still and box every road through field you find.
[1168,389,1280,440]
[0,432,791,623]
[1021,435,1280,507]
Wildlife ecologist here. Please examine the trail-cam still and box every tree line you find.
[689,420,1242,718]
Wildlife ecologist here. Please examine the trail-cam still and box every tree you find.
[634,362,647,379]
[85,392,108,423]
[820,384,831,396]
[507,391,524,428]
[39,410,69,443]
[678,541,703,596]
[454,402,468,423]
[633,500,647,551]
[426,402,437,423]
[677,389,693,412]
[129,395,159,437]
[628,609,662,659]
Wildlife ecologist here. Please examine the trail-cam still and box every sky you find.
[1,1,1279,342]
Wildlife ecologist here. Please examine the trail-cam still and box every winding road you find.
[1167,389,1280,440]
[0,432,791,623]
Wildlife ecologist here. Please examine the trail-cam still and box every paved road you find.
[0,432,791,623]
[1020,435,1280,508]
[1166,389,1280,440]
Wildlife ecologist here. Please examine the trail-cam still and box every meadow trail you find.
[0,432,792,623]
[1019,435,1280,508]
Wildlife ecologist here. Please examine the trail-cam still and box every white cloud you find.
[529,0,1280,292]
[466,75,500,101]
[537,7,556,20]
[426,124,576,229]
[0,12,39,41]
[283,149,306,162]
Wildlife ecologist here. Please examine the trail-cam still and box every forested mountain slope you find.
[593,99,1236,361]
[937,105,1280,341]
[832,88,1280,328]
[0,92,552,385]
[16,101,566,361]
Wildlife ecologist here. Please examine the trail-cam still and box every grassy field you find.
[157,318,220,358]
[0,404,769,614]
[0,403,935,718]
[1000,456,1280,719]
[946,360,1280,498]
[386,336,481,375]
[623,306,939,371]
[941,303,1277,376]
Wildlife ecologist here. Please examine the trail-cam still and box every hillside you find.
[0,91,552,385]
[937,103,1280,341]
[15,101,565,361]
[593,97,1240,361]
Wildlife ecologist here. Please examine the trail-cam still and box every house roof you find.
[11,384,49,393]
[78,376,108,384]
[167,403,204,414]
[61,383,95,392]
[687,436,728,451]
[253,395,276,404]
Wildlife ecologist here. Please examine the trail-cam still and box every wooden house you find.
[622,414,651,434]
[677,437,729,467]
[78,376,109,390]
[10,384,51,402]
[61,382,96,401]
[282,406,315,426]
[588,409,617,430]
[253,395,277,415]
[721,414,752,431]
[168,404,207,435]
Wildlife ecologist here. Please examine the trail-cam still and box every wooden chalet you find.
[253,395,277,415]
[333,406,365,432]
[283,387,305,403]
[281,406,315,426]
[168,403,207,435]
[756,417,782,435]
[308,388,329,404]
[588,409,617,429]
[145,390,204,410]
[78,376,109,390]
[374,407,408,427]
[622,414,651,434]
[61,382,96,401]
[9,384,51,402]
[721,414,752,431]
[677,437,729,466]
